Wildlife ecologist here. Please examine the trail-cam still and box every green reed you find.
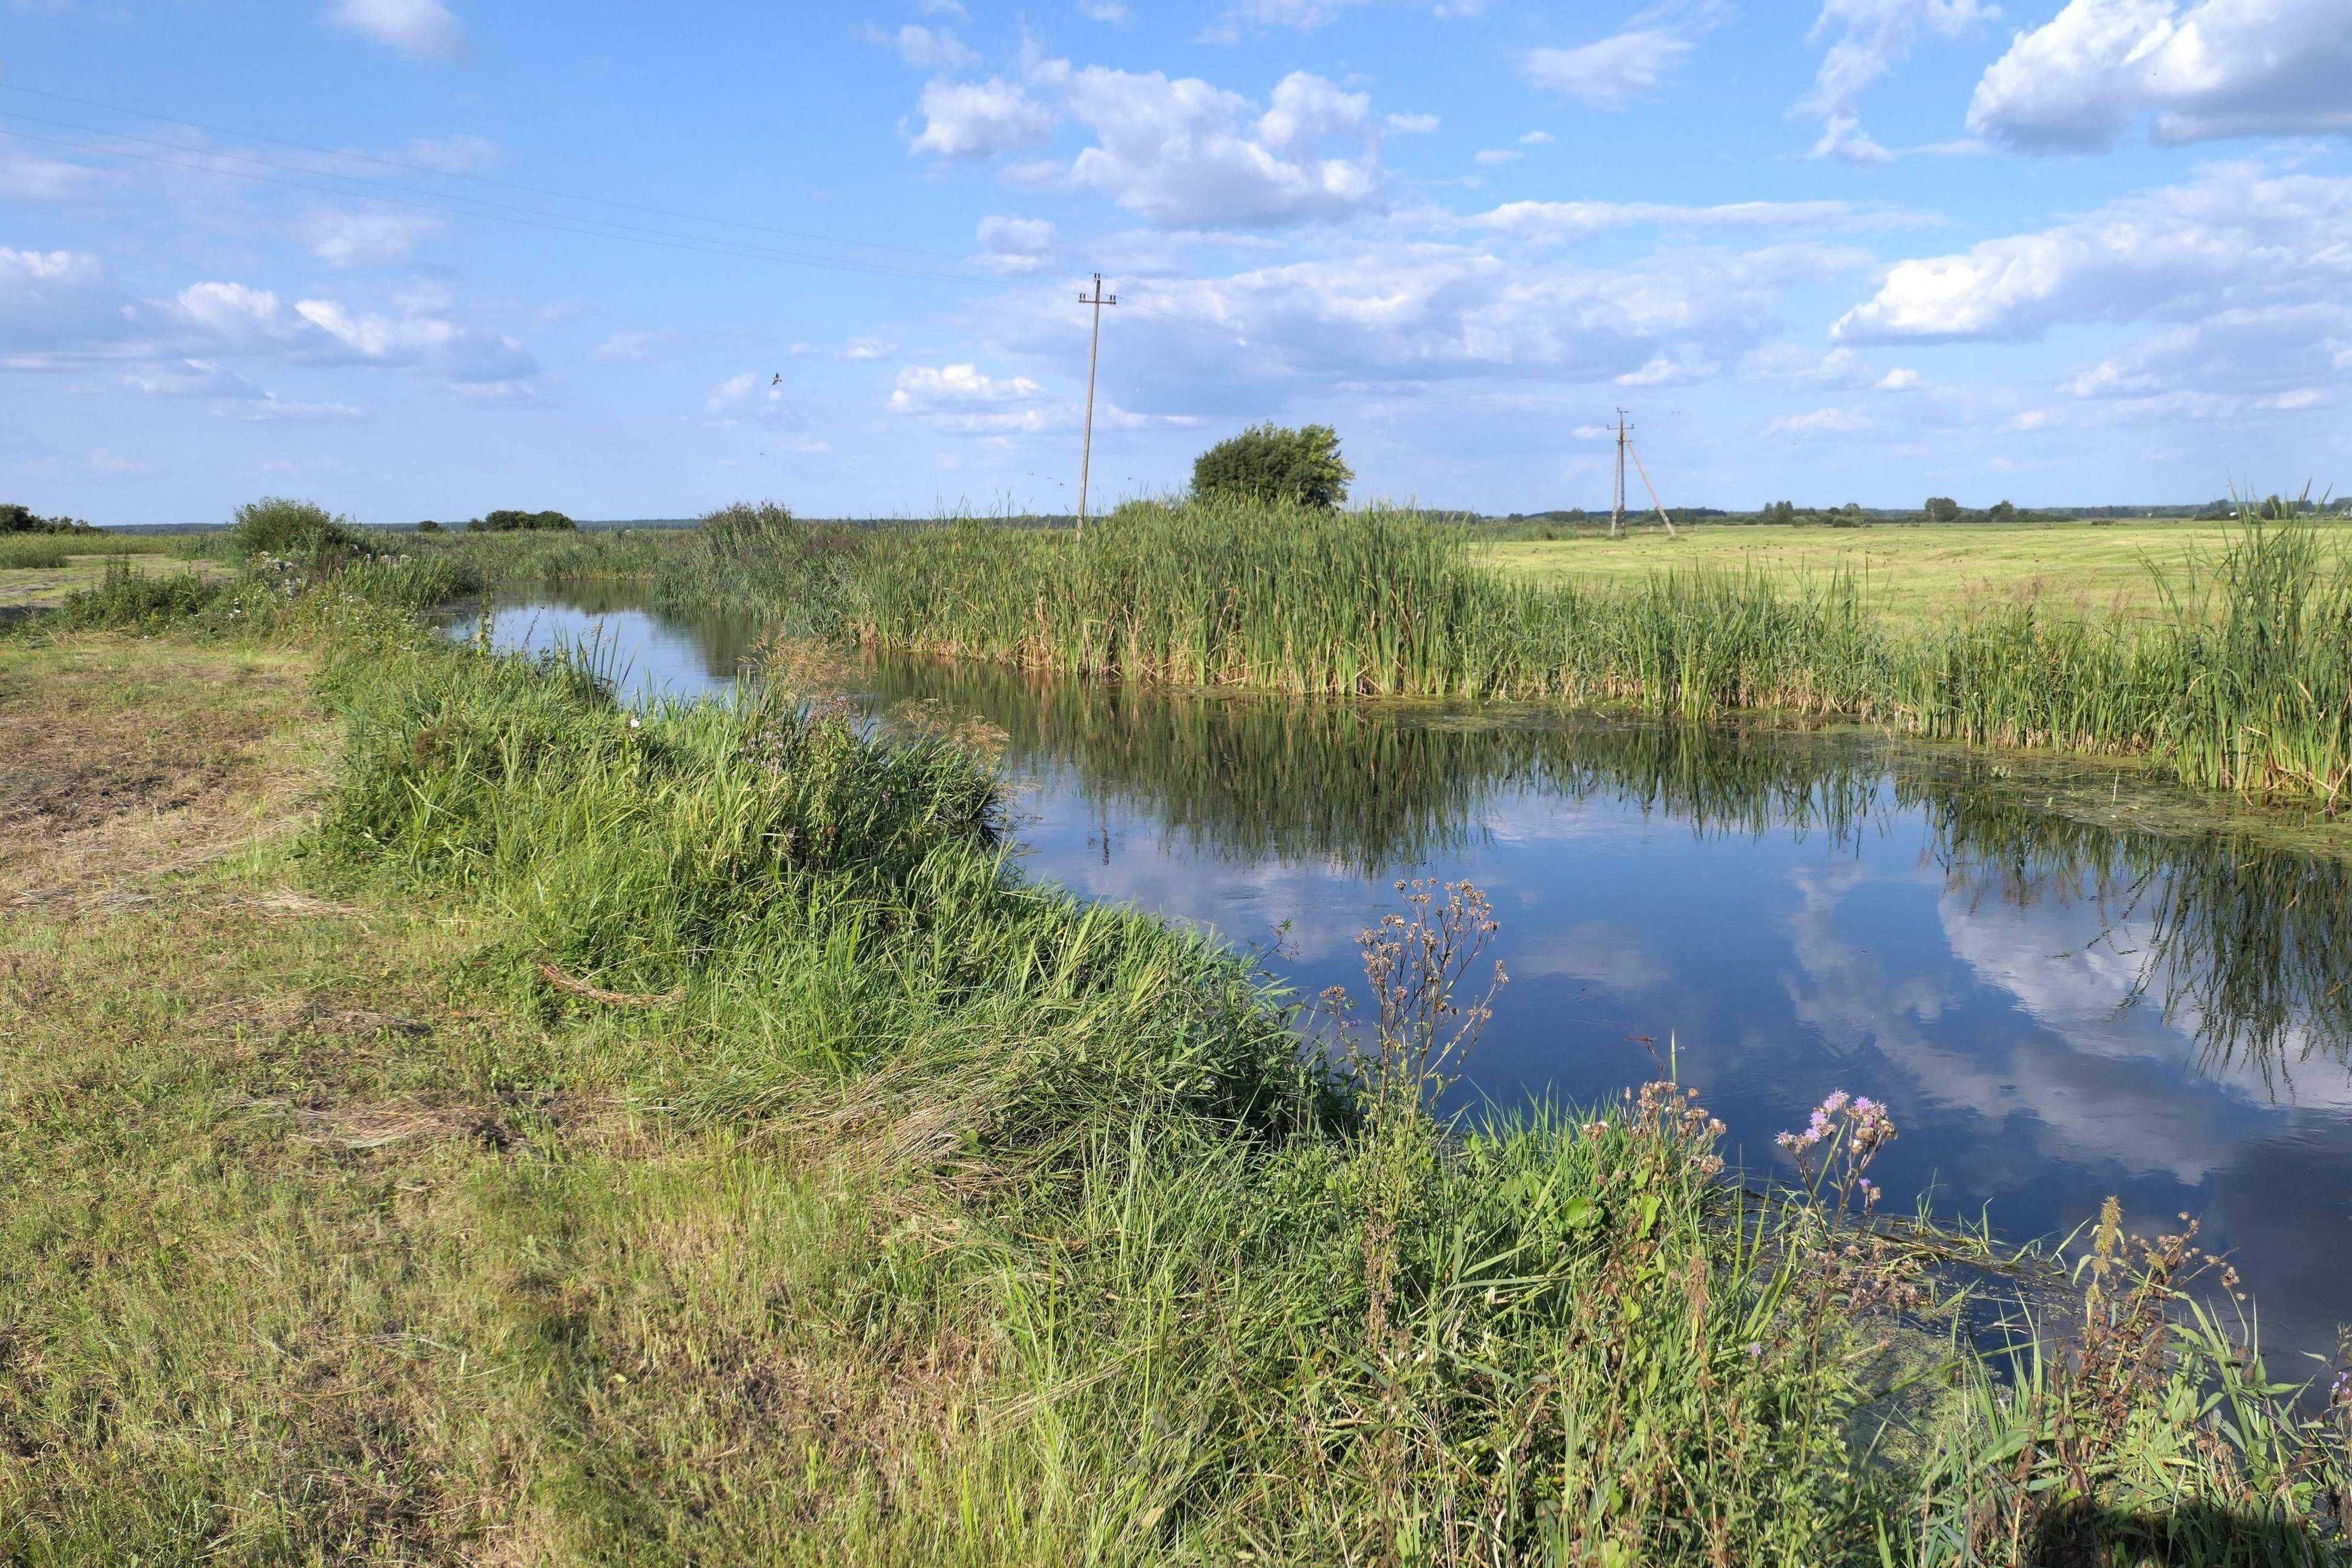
[820,497,2352,808]
[22,562,2343,1563]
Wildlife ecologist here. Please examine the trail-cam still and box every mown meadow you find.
[1,516,2347,1561]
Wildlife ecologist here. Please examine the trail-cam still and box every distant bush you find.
[1988,500,2017,522]
[471,509,577,532]
[1923,496,1963,524]
[230,497,370,562]
[1,503,96,535]
[416,518,443,533]
[1192,423,1352,510]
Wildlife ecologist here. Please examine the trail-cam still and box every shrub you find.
[1192,423,1352,510]
[1989,499,2017,522]
[51,558,226,629]
[471,508,577,532]
[416,518,443,533]
[229,497,368,562]
[1924,495,1963,523]
[1,503,95,535]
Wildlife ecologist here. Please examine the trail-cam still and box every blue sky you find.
[3,0,2347,523]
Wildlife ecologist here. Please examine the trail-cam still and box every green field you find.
[1479,519,2333,627]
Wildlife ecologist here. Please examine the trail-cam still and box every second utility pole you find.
[1077,272,1117,538]
[1611,408,1629,537]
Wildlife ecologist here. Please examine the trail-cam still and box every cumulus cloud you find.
[1967,0,2352,152]
[0,149,98,201]
[328,0,467,61]
[1071,241,1863,403]
[1203,0,1491,39]
[975,214,1056,274]
[1834,162,2352,345]
[1523,1,1728,110]
[889,362,1054,432]
[1471,197,1896,241]
[593,329,672,364]
[1039,61,1386,226]
[1767,406,1869,435]
[2057,305,2352,405]
[907,77,1056,158]
[300,209,441,266]
[402,133,501,174]
[122,360,264,399]
[1385,111,1441,134]
[1800,0,1999,162]
[874,22,977,70]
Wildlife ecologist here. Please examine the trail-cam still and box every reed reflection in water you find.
[454,588,2352,1367]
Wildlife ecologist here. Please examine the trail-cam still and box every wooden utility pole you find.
[1610,408,1629,537]
[1076,272,1117,537]
[1609,408,1677,538]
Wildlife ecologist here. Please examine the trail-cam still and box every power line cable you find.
[0,81,960,262]
[0,123,995,285]
[3,109,983,279]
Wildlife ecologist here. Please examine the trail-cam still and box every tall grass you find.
[0,531,186,570]
[819,497,2352,807]
[280,587,2347,1561]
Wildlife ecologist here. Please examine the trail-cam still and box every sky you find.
[2,0,2348,524]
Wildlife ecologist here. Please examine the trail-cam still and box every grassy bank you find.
[3,554,2347,1561]
[806,499,2352,811]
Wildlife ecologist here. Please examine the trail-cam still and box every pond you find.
[450,586,2352,1371]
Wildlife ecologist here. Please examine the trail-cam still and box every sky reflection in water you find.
[451,591,2352,1367]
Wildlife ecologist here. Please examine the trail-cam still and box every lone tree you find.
[1923,495,1963,523]
[1192,423,1352,510]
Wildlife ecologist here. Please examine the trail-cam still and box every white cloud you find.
[1203,0,1492,38]
[1471,197,1896,241]
[328,0,467,61]
[0,247,128,363]
[889,362,1054,432]
[1767,406,1869,435]
[1800,0,1999,162]
[1080,0,1133,20]
[1523,1,1728,109]
[2057,304,2352,402]
[1081,241,1857,397]
[403,133,500,174]
[1385,111,1441,134]
[122,360,263,399]
[216,395,369,422]
[300,209,441,267]
[908,76,1056,158]
[707,372,773,412]
[1033,62,1386,226]
[1519,130,1557,147]
[593,330,672,364]
[1876,366,1921,389]
[879,22,977,70]
[1967,0,2352,153]
[0,149,97,201]
[87,446,153,477]
[1474,147,1521,166]
[839,335,898,360]
[1834,162,2352,344]
[976,214,1057,274]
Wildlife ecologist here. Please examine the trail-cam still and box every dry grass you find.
[0,554,227,614]
[0,631,1016,1567]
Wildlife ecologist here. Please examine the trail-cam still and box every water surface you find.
[452,588,2352,1369]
